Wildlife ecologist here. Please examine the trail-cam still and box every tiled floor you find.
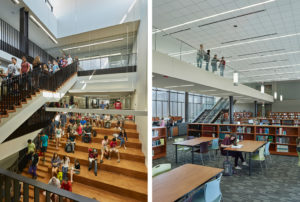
[153,136,300,202]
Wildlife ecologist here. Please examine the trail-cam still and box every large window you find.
[152,88,216,122]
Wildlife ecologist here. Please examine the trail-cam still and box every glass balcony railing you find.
[153,26,246,81]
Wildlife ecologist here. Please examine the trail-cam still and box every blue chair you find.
[209,138,219,160]
[264,141,272,163]
[191,173,223,202]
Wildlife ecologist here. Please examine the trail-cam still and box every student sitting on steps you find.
[88,148,98,176]
[70,159,80,183]
[61,156,70,180]
[100,136,110,164]
[118,128,128,150]
[51,152,61,177]
[109,138,120,163]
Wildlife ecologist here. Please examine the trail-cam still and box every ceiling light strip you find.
[155,0,275,33]
[63,38,124,51]
[238,63,300,72]
[29,15,58,44]
[79,53,121,61]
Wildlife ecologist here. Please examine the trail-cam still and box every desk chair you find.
[209,138,219,160]
[152,164,171,177]
[264,141,272,164]
[174,138,191,162]
[252,146,266,172]
[194,142,211,165]
[191,173,223,202]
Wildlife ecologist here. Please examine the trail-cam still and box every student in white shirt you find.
[61,156,70,180]
[67,54,73,65]
[7,57,20,78]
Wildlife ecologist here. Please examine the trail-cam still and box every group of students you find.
[196,44,226,76]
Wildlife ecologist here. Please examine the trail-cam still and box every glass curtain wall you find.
[152,88,215,122]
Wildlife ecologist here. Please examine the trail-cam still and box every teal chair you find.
[264,141,272,163]
[252,146,266,171]
[191,174,223,202]
[152,164,171,177]
[209,138,219,160]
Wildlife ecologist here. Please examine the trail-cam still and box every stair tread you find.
[45,146,147,173]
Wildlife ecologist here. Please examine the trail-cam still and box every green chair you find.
[298,152,300,167]
[252,146,266,171]
[152,164,171,177]
[174,138,191,162]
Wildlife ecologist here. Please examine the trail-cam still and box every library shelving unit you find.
[268,112,300,119]
[187,123,300,156]
[152,127,167,160]
[234,112,253,121]
[242,117,300,126]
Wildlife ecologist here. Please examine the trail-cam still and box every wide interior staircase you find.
[0,63,77,143]
[193,98,230,123]
[21,121,147,202]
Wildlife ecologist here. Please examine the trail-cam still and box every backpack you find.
[104,121,111,128]
[57,171,63,181]
[223,160,233,176]
[83,135,91,143]
[92,130,97,137]
[65,143,73,153]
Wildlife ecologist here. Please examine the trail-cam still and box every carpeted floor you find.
[153,136,300,202]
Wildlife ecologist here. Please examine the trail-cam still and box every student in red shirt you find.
[114,100,122,109]
[21,56,31,75]
[109,138,120,163]
[219,57,226,77]
[221,134,248,170]
[61,178,72,192]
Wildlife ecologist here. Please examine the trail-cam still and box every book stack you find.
[246,127,252,133]
[276,128,286,135]
[277,145,288,152]
[152,138,165,147]
[276,137,290,144]
[152,129,159,137]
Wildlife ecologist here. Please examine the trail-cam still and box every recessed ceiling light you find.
[153,0,275,33]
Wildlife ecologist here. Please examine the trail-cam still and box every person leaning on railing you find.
[32,56,43,89]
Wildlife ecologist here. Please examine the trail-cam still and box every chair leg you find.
[200,153,204,165]
[265,160,267,169]
[259,161,263,172]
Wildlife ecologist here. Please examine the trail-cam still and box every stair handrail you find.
[192,98,223,123]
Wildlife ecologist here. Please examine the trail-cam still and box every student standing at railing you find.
[196,44,206,68]
[7,57,20,78]
[32,56,43,89]
[204,50,210,71]
[211,54,219,73]
[219,57,226,77]
[21,56,30,75]
[67,54,73,65]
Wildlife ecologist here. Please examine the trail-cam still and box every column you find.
[19,7,29,55]
[185,92,189,122]
[254,101,258,117]
[229,96,234,124]
[85,97,89,109]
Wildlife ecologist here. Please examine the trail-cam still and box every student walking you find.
[28,150,39,179]
[55,125,62,149]
[40,133,48,162]
[61,156,70,180]
[204,50,210,71]
[196,44,206,68]
[219,57,226,77]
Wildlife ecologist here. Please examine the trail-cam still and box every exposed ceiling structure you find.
[153,0,300,84]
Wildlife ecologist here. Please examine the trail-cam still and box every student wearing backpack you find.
[221,134,248,170]
[51,153,61,177]
[61,156,70,180]
[109,138,120,163]
[88,148,98,176]
[28,150,39,179]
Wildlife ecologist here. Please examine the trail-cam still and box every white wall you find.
[234,103,255,114]
[131,0,148,167]
[53,0,137,38]
[272,100,300,112]
[23,0,58,36]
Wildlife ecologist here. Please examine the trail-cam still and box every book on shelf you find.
[276,137,290,144]
[277,145,288,152]
[152,129,159,137]
[160,138,165,145]
[264,128,269,134]
[276,128,286,135]
[152,139,163,147]
[256,135,273,142]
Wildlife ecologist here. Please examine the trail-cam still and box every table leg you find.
[249,152,252,176]
[175,145,178,164]
[192,146,194,164]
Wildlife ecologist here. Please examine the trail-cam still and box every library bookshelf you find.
[268,112,300,119]
[188,123,300,156]
[152,127,167,159]
[234,112,253,120]
[239,117,300,126]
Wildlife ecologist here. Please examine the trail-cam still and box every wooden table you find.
[153,164,223,202]
[225,140,266,176]
[173,137,217,164]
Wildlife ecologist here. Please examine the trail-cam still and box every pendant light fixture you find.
[261,83,264,93]
[233,72,238,86]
